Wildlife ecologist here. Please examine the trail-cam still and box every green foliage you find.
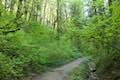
[38,41,78,66]
[0,13,79,80]
[69,63,89,80]
[1,0,120,80]
[0,53,24,80]
[69,1,120,80]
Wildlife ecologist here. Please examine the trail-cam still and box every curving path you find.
[25,58,86,80]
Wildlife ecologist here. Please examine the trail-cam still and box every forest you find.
[0,0,120,80]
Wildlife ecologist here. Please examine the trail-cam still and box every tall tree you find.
[16,0,23,19]
[56,0,62,40]
[70,0,84,27]
[108,0,112,15]
[9,0,15,13]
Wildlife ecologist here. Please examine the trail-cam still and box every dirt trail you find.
[25,58,85,80]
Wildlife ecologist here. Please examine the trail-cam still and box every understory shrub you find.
[0,19,80,80]
[69,1,120,80]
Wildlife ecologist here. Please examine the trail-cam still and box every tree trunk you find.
[43,0,48,23]
[108,0,112,15]
[16,0,23,18]
[56,0,62,40]
[10,0,15,13]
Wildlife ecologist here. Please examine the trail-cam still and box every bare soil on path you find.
[25,58,85,80]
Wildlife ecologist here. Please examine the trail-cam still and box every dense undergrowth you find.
[0,15,80,80]
[0,0,120,80]
[69,1,120,80]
